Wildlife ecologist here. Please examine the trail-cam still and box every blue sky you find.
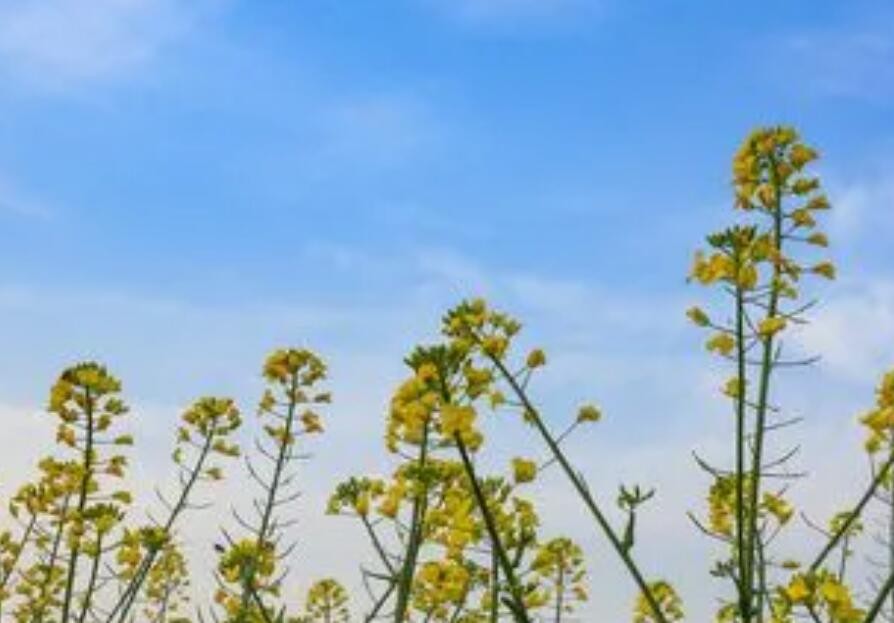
[1,0,893,619]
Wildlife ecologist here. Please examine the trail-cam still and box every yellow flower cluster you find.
[49,363,130,453]
[259,348,329,443]
[633,580,684,622]
[529,537,588,612]
[779,571,864,623]
[142,542,190,622]
[298,578,350,623]
[215,538,277,616]
[705,474,792,539]
[860,368,894,453]
[411,560,472,618]
[689,127,836,370]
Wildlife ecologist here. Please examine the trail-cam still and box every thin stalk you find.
[889,479,894,618]
[109,422,218,623]
[865,569,894,623]
[755,532,766,623]
[365,577,397,622]
[490,547,499,623]
[0,512,37,616]
[393,420,431,622]
[744,171,784,623]
[239,372,301,620]
[555,562,566,623]
[810,453,894,573]
[32,494,71,623]
[733,263,750,619]
[76,532,104,623]
[61,388,96,623]
[489,356,671,623]
[454,435,531,623]
[361,516,396,576]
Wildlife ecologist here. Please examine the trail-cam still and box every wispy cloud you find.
[829,170,894,241]
[797,278,894,384]
[0,0,214,90]
[0,247,889,619]
[776,13,894,100]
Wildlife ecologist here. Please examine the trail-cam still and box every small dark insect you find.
[213,543,226,553]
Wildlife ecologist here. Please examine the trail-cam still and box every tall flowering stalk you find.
[106,397,242,623]
[438,299,678,623]
[47,363,132,623]
[688,127,894,623]
[214,349,328,623]
[328,342,589,622]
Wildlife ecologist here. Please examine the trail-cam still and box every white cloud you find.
[0,0,211,89]
[797,278,894,384]
[829,172,894,241]
[0,249,891,619]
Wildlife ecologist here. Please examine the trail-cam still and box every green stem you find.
[32,494,71,623]
[61,388,96,623]
[555,561,565,623]
[393,420,431,623]
[454,435,531,623]
[364,577,397,622]
[733,263,750,619]
[490,547,499,623]
[0,512,37,616]
[490,356,671,623]
[744,173,784,623]
[76,532,104,623]
[361,515,396,575]
[810,452,894,573]
[865,568,894,623]
[109,421,218,623]
[239,373,301,620]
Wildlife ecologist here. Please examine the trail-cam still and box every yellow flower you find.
[577,404,602,423]
[512,457,537,483]
[758,317,787,337]
[762,492,793,525]
[806,232,829,247]
[706,333,736,356]
[482,335,508,358]
[722,377,744,399]
[301,411,324,433]
[354,494,370,516]
[784,575,811,603]
[789,143,818,169]
[811,261,836,280]
[526,348,547,368]
[440,405,476,439]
